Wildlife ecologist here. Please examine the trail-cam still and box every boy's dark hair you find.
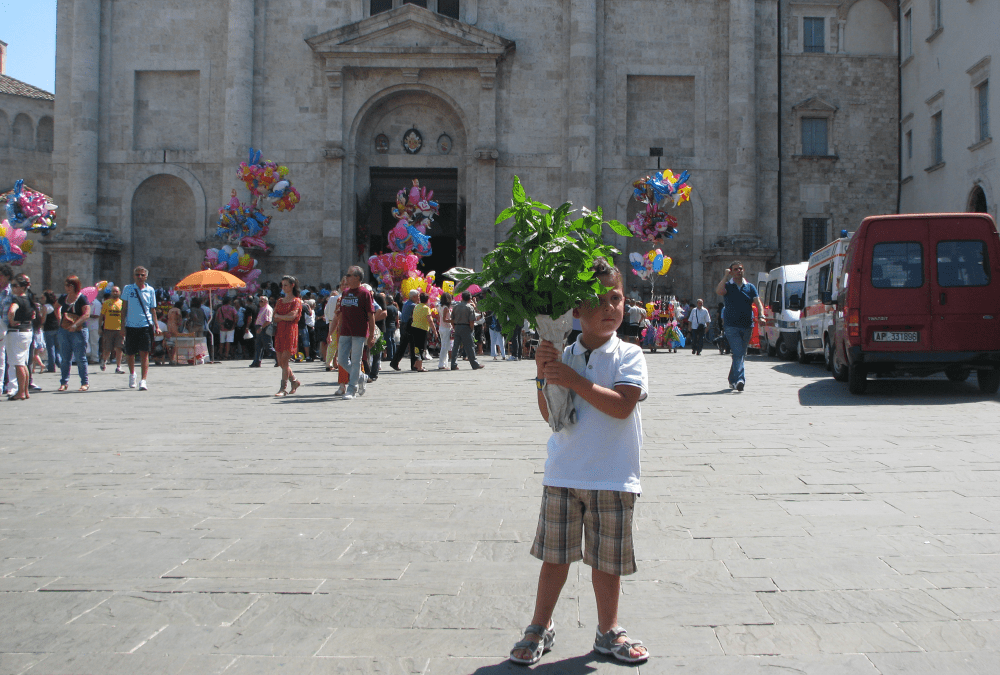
[419,292,429,303]
[592,257,623,289]
[461,291,471,301]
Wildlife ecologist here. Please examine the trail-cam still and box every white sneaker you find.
[129,373,137,388]
[139,380,148,391]
[358,379,366,397]
[342,393,354,400]
[335,386,346,397]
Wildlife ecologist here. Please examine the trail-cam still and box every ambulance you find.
[757,263,807,359]
[794,235,851,366]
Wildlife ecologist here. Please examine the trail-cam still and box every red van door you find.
[859,218,931,353]
[928,216,1000,352]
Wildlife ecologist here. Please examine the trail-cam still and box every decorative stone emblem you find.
[402,128,423,154]
[437,134,452,155]
[375,134,389,154]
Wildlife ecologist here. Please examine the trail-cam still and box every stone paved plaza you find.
[2,349,999,674]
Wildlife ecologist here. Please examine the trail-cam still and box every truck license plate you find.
[874,331,918,342]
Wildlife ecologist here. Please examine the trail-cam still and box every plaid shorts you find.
[530,486,638,576]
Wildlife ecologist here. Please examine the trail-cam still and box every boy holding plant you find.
[510,257,649,665]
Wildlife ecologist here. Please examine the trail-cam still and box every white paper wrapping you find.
[536,309,576,432]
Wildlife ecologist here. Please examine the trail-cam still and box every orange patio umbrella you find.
[174,269,246,291]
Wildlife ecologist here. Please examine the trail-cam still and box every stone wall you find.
[779,0,899,266]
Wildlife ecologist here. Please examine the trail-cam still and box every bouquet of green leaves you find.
[448,177,632,431]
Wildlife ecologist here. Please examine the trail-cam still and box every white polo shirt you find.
[544,334,648,494]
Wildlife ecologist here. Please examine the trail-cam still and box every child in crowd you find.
[510,257,649,665]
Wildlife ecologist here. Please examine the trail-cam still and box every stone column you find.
[470,66,499,271]
[323,62,347,278]
[566,0,597,209]
[727,0,756,234]
[66,0,101,235]
[222,0,255,206]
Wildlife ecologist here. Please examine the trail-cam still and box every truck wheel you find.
[776,337,794,360]
[797,340,810,364]
[831,344,849,382]
[823,338,833,371]
[848,362,868,394]
[977,369,1000,394]
[945,367,970,383]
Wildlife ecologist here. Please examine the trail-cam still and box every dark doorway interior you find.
[969,186,989,214]
[366,167,462,280]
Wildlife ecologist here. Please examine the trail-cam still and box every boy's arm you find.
[535,340,643,421]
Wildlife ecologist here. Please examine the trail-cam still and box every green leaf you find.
[512,177,526,204]
[607,219,632,237]
[495,207,517,225]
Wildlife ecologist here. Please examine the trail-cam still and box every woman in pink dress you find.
[273,276,303,397]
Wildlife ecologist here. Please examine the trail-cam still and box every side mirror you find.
[770,301,782,313]
[820,290,833,305]
[787,295,802,311]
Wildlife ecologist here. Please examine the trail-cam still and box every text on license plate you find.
[874,331,918,342]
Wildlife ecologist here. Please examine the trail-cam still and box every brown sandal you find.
[274,380,288,397]
[78,384,89,392]
[58,384,69,392]
[288,379,301,395]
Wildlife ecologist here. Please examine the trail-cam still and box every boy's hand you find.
[535,340,560,377]
[541,360,585,391]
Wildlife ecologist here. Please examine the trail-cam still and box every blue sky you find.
[1,0,58,93]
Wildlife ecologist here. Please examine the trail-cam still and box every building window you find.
[437,0,459,19]
[803,218,828,259]
[903,10,912,58]
[802,118,828,156]
[978,81,990,142]
[370,0,392,14]
[932,112,943,165]
[803,17,825,53]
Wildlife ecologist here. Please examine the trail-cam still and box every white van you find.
[793,236,851,366]
[757,263,807,359]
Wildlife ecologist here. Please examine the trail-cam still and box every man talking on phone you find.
[715,261,765,391]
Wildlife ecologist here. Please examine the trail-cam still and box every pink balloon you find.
[7,228,26,246]
[80,286,98,303]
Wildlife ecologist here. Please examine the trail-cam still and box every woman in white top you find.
[437,292,453,370]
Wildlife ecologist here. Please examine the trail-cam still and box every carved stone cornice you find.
[306,4,514,78]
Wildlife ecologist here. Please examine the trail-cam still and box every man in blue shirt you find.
[120,266,160,391]
[388,289,419,371]
[715,261,765,391]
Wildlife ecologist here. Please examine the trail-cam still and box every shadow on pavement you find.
[798,376,1000,406]
[770,361,828,378]
[675,389,734,396]
[472,654,606,675]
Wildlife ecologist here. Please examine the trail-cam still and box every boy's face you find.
[574,276,625,343]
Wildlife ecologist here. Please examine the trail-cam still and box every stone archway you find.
[131,174,202,287]
[351,87,469,275]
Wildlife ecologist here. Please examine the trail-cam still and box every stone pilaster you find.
[727,0,756,235]
[472,66,499,271]
[222,0,255,206]
[323,62,346,278]
[566,0,597,209]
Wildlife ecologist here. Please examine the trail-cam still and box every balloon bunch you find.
[0,220,34,265]
[216,189,272,249]
[632,170,692,209]
[2,180,57,233]
[628,249,672,281]
[386,179,439,257]
[367,251,420,291]
[204,244,262,293]
[626,203,679,242]
[238,148,301,212]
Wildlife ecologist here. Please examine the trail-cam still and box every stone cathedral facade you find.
[46,0,898,300]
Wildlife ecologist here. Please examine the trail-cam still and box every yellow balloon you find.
[646,250,657,261]
[646,303,654,315]
[658,257,672,276]
[22,240,34,254]
[442,280,455,295]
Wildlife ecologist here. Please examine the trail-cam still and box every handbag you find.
[243,325,254,340]
[265,323,276,337]
[61,313,79,331]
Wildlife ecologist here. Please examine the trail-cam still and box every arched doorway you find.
[968,185,989,214]
[352,88,468,281]
[131,174,201,287]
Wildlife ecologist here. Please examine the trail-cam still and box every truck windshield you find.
[785,281,804,303]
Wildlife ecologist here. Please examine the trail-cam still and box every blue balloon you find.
[653,254,664,273]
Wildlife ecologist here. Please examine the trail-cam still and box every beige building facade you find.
[899,0,996,219]
[46,0,898,299]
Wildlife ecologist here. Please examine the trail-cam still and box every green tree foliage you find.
[448,176,632,333]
